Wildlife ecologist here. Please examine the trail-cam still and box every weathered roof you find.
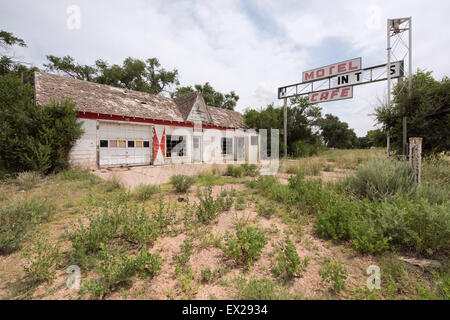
[173,91,199,120]
[34,71,247,128]
[207,106,247,128]
[34,72,184,122]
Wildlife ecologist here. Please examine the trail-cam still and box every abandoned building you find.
[34,72,259,169]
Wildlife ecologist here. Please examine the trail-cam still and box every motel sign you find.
[278,58,404,103]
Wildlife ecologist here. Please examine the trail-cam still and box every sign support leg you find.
[283,97,287,158]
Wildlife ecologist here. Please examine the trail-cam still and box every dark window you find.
[251,136,258,146]
[100,140,108,148]
[166,135,186,157]
[221,137,233,155]
[143,141,150,148]
[128,140,135,148]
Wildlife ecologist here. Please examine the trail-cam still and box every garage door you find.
[99,122,152,167]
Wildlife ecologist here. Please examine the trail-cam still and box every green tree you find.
[244,96,322,156]
[318,114,358,149]
[367,129,386,147]
[0,74,83,174]
[45,55,179,95]
[172,82,239,110]
[374,70,450,155]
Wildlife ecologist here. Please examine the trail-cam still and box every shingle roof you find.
[207,106,247,128]
[34,71,247,128]
[34,72,184,122]
[173,91,199,120]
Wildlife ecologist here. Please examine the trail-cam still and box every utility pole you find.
[283,97,287,158]
[387,19,391,158]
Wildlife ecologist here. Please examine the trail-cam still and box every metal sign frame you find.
[278,60,404,100]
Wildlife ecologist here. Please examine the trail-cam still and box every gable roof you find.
[34,71,247,129]
[173,91,199,120]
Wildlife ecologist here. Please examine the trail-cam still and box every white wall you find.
[69,119,97,169]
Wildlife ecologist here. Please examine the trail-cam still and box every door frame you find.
[192,135,202,163]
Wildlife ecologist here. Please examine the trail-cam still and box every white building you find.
[34,72,259,169]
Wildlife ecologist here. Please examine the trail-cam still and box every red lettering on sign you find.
[310,93,318,102]
[316,69,325,78]
[341,87,351,97]
[304,71,314,81]
[337,63,346,73]
[319,92,329,101]
[330,89,339,99]
[328,65,335,76]
[349,61,358,71]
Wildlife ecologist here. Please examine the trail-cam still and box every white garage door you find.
[99,122,152,167]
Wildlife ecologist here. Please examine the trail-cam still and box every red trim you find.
[77,111,236,131]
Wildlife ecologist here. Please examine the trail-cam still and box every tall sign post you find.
[387,17,412,157]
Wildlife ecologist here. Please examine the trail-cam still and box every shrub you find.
[0,75,83,174]
[170,174,196,193]
[173,238,194,267]
[252,175,278,191]
[225,165,244,178]
[83,244,161,299]
[271,236,309,282]
[23,233,61,285]
[195,186,233,224]
[314,195,359,241]
[0,197,54,254]
[241,164,259,177]
[134,184,160,201]
[239,279,278,300]
[200,267,212,283]
[344,160,416,201]
[291,141,319,158]
[222,225,267,270]
[349,218,390,254]
[319,258,348,293]
[15,171,41,190]
[372,197,450,255]
[121,204,159,245]
[104,175,124,192]
[257,201,277,218]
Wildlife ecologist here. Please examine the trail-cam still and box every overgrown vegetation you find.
[319,258,348,294]
[271,236,310,282]
[170,174,196,193]
[222,225,267,270]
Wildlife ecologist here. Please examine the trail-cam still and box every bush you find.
[222,225,267,270]
[239,279,279,300]
[104,175,124,192]
[0,74,83,174]
[349,217,390,254]
[314,195,359,241]
[291,141,320,158]
[134,184,160,201]
[200,267,212,283]
[241,164,259,177]
[83,244,161,299]
[121,204,159,245]
[319,258,348,293]
[0,197,54,254]
[344,160,416,201]
[15,171,41,190]
[225,165,244,178]
[173,238,194,267]
[372,197,450,255]
[195,186,233,224]
[257,201,277,218]
[271,236,309,282]
[23,233,61,285]
[170,174,196,193]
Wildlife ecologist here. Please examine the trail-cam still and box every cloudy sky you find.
[1,0,449,136]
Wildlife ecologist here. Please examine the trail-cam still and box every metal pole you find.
[405,16,413,157]
[283,97,287,158]
[387,19,391,158]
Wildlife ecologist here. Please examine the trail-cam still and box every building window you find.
[128,140,135,148]
[109,140,117,148]
[143,141,150,148]
[118,140,126,148]
[221,137,233,155]
[166,135,186,157]
[100,140,108,148]
[251,136,258,146]
[136,141,143,148]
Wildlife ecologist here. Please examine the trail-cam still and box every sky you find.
[1,0,449,136]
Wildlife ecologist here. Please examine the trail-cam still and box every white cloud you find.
[1,0,449,136]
